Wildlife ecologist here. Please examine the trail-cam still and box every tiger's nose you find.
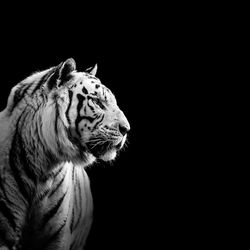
[117,110,130,135]
[118,123,130,136]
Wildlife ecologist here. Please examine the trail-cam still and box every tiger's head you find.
[6,58,130,165]
[63,59,130,162]
[50,58,130,163]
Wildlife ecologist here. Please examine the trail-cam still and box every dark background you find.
[0,6,224,249]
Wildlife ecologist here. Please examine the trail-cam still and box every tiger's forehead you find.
[70,72,116,101]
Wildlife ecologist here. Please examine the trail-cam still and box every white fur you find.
[100,149,117,161]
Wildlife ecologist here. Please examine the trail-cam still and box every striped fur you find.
[0,59,130,250]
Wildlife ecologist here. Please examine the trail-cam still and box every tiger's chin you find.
[99,149,117,162]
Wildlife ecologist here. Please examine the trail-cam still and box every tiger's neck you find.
[1,104,95,183]
[4,108,60,184]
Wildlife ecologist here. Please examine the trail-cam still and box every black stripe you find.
[73,175,78,210]
[0,176,23,211]
[71,166,76,232]
[54,102,59,138]
[30,69,55,95]
[77,177,83,209]
[76,94,86,106]
[71,177,79,233]
[82,168,89,214]
[54,102,63,156]
[0,176,8,201]
[75,94,86,137]
[48,171,66,198]
[80,115,95,123]
[53,166,64,179]
[72,165,75,182]
[104,91,107,102]
[9,84,31,113]
[91,91,98,96]
[65,90,73,125]
[17,128,38,184]
[11,108,38,186]
[73,180,83,231]
[9,134,30,201]
[92,114,104,131]
[42,217,67,249]
[87,102,95,112]
[70,207,74,233]
[0,199,16,229]
[86,74,98,80]
[40,191,67,229]
[88,95,106,110]
[82,87,88,94]
[35,188,50,204]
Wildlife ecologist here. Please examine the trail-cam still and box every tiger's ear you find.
[58,58,76,80]
[47,58,76,90]
[85,64,97,76]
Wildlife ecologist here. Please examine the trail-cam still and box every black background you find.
[0,5,222,249]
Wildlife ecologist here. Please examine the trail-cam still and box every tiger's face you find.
[43,59,131,163]
[65,71,130,161]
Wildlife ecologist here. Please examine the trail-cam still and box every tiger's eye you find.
[95,99,106,109]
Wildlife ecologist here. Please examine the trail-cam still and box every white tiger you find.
[0,58,130,250]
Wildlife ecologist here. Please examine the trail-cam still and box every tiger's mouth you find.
[85,134,126,161]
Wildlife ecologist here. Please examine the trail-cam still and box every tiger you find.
[0,58,130,250]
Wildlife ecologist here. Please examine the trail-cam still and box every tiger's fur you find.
[0,59,130,250]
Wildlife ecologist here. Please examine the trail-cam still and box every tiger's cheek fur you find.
[65,91,102,142]
[75,115,103,144]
